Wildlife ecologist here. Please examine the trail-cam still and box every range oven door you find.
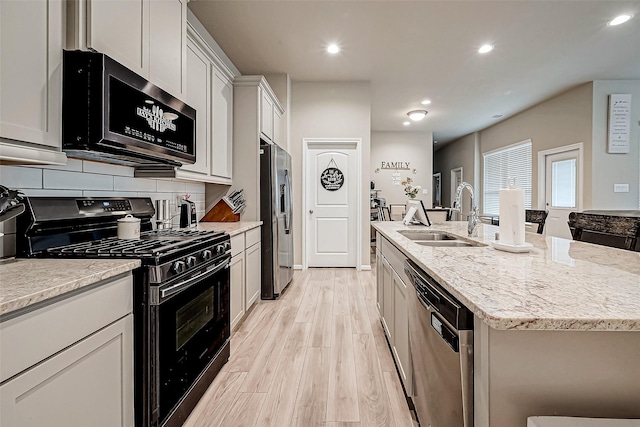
[149,255,230,426]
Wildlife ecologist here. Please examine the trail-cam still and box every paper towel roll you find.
[499,185,525,246]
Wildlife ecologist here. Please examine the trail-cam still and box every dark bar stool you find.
[526,210,548,234]
[568,212,640,251]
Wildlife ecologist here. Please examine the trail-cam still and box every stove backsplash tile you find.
[0,161,205,258]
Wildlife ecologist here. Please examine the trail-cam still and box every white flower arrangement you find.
[401,177,421,199]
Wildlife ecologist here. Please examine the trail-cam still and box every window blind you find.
[483,141,532,216]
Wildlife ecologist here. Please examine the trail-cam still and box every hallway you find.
[184,267,415,426]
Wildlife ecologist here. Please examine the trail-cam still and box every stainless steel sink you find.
[415,240,485,248]
[398,230,456,241]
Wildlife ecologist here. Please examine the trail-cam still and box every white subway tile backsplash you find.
[186,182,206,194]
[22,189,83,197]
[44,169,113,190]
[83,161,135,177]
[156,180,187,193]
[0,166,42,189]
[114,176,157,192]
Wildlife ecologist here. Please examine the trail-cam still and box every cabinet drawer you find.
[0,274,132,383]
[245,227,261,248]
[380,236,411,285]
[230,233,245,257]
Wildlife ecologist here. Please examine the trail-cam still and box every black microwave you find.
[62,50,196,167]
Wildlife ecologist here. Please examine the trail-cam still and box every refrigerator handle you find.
[284,170,291,234]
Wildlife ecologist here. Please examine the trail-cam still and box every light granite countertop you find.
[0,258,140,317]
[373,221,640,331]
[197,221,262,236]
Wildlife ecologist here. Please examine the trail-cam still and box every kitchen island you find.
[372,221,640,427]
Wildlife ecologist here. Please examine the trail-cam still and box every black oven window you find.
[175,287,214,350]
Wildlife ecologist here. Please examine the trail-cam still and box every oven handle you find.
[160,256,230,300]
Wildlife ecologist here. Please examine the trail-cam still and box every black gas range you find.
[16,197,231,427]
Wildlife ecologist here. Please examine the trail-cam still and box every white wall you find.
[434,132,477,212]
[290,81,371,268]
[591,80,640,209]
[371,131,433,208]
[0,160,205,257]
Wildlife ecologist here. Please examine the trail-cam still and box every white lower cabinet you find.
[245,238,262,307]
[377,233,412,395]
[0,316,134,427]
[0,274,134,427]
[230,233,246,331]
[229,226,262,332]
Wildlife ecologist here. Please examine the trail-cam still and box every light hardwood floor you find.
[184,267,416,427]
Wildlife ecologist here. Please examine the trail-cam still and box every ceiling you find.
[189,1,640,147]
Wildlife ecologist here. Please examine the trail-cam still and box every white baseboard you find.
[360,265,372,271]
[293,264,303,270]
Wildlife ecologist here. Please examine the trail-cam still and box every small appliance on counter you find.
[0,185,25,223]
[180,197,197,228]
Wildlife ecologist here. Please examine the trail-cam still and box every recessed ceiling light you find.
[407,110,428,121]
[608,14,634,26]
[421,99,431,105]
[403,121,411,126]
[327,44,340,54]
[478,44,494,54]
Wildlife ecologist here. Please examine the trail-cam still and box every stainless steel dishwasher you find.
[404,259,474,427]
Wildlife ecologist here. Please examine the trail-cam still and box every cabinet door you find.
[211,64,233,180]
[393,271,411,393]
[180,37,210,175]
[273,109,282,146]
[381,257,394,341]
[87,0,149,77]
[0,315,134,427]
[149,0,186,99]
[260,89,274,141]
[376,248,383,315]
[229,252,246,332]
[0,0,63,148]
[245,242,261,309]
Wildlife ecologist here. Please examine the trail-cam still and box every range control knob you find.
[216,244,225,255]
[201,250,213,261]
[185,256,197,268]
[172,261,186,274]
[224,242,231,252]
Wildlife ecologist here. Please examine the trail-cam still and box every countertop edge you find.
[197,221,262,236]
[372,222,640,332]
[0,259,140,317]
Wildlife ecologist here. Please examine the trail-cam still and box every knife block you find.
[201,199,240,222]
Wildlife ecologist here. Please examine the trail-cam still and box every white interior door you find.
[305,145,357,267]
[450,167,463,220]
[544,149,580,239]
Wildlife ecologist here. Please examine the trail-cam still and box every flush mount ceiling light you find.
[608,14,634,26]
[327,44,340,54]
[421,99,432,105]
[403,121,411,126]
[407,110,428,121]
[478,44,494,54]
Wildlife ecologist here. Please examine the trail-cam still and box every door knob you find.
[309,210,314,214]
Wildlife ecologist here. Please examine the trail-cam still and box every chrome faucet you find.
[452,182,480,237]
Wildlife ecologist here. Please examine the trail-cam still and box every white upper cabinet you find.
[175,24,233,184]
[148,0,187,99]
[273,108,283,146]
[211,64,233,180]
[260,90,274,142]
[181,37,211,176]
[71,0,187,100]
[0,0,67,164]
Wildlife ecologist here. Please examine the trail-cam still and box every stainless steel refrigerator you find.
[260,143,294,299]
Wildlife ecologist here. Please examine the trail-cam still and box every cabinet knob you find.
[309,210,314,214]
